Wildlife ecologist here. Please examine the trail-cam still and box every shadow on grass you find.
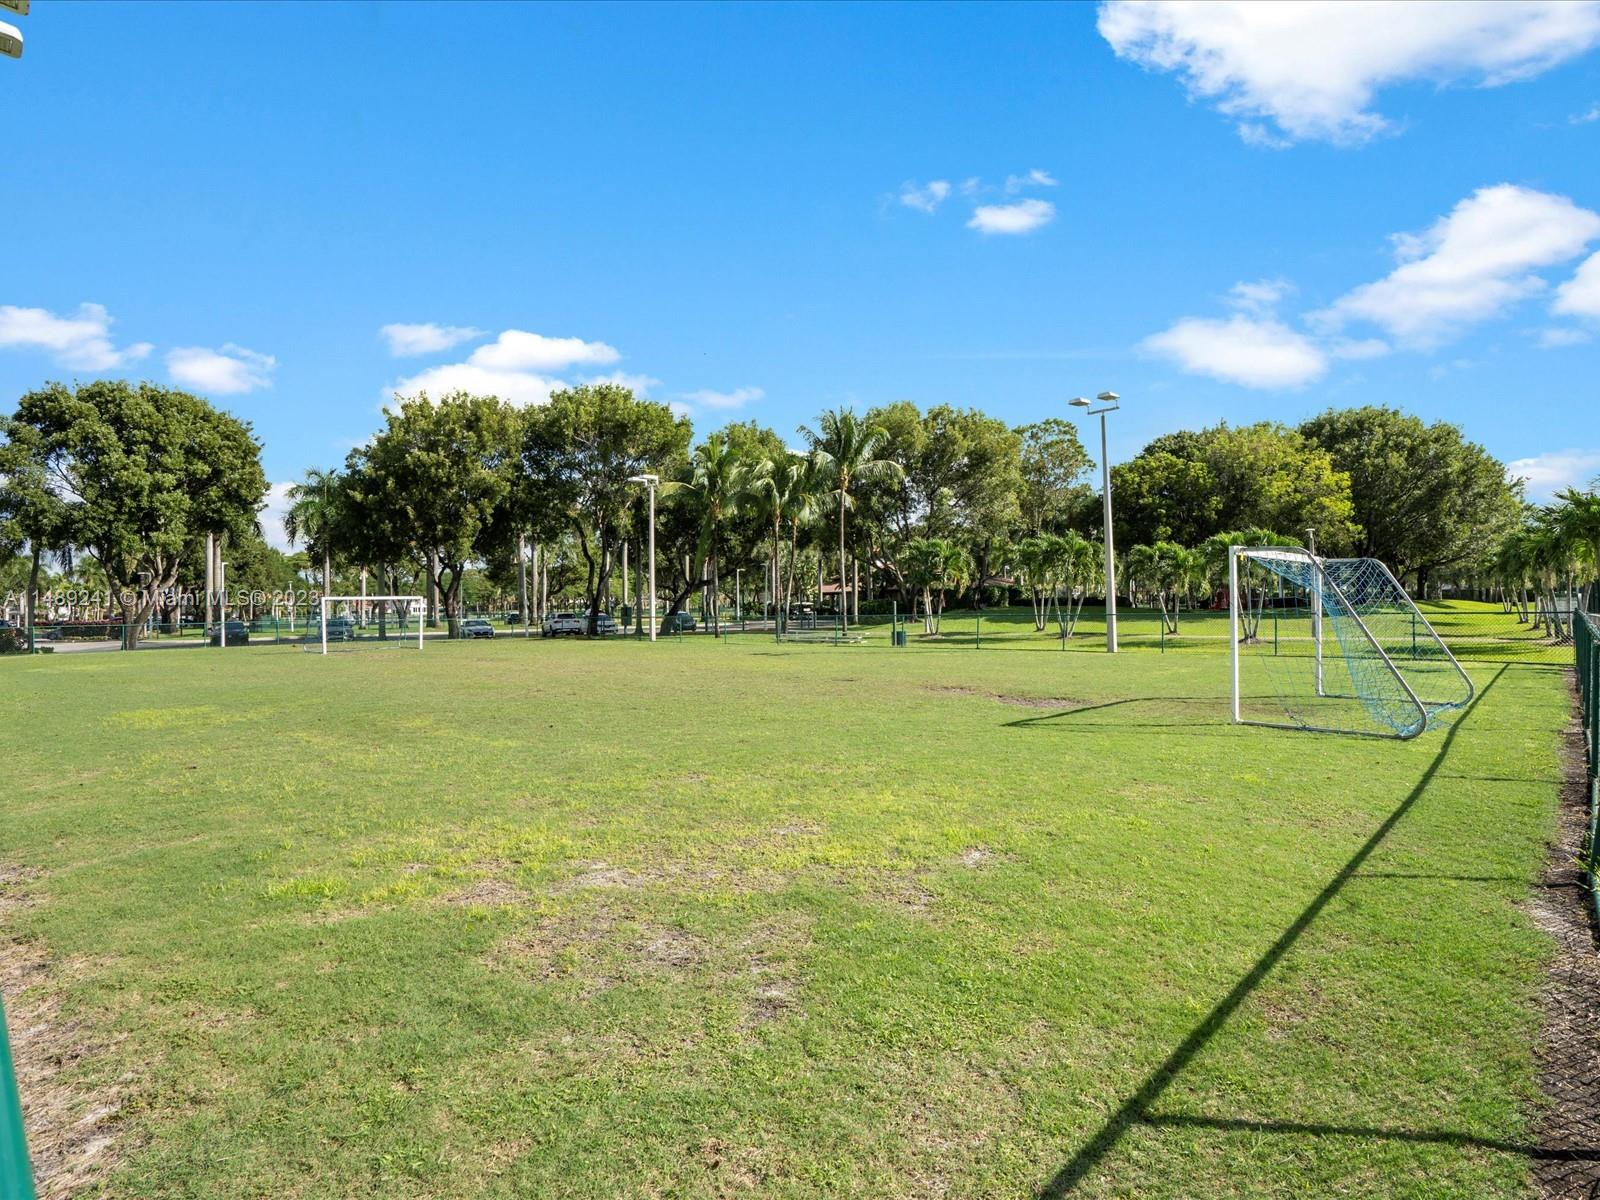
[1033,666,1589,1196]
[1141,1114,1598,1161]
[1002,697,1235,732]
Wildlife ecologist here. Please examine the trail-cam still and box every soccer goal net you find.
[305,595,425,654]
[1229,547,1472,740]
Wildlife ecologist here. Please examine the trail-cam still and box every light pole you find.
[1071,392,1121,653]
[0,0,25,61]
[628,474,659,642]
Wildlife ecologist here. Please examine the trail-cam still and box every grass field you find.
[0,636,1573,1198]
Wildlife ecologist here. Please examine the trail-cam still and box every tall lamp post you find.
[627,474,659,642]
[1070,392,1121,654]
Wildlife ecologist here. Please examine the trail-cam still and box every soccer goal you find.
[1229,546,1472,740]
[306,595,425,655]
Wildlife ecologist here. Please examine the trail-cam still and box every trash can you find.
[619,604,631,627]
[892,630,908,647]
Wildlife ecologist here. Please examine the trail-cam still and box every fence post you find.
[976,614,981,650]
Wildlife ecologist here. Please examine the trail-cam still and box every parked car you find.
[662,611,697,634]
[324,615,357,642]
[594,613,618,636]
[543,611,584,637]
[208,619,250,647]
[460,617,496,639]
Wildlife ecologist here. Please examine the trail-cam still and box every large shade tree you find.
[522,383,690,636]
[357,392,520,635]
[0,414,70,651]
[1300,406,1521,595]
[7,381,267,649]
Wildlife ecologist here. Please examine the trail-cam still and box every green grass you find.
[0,637,1572,1197]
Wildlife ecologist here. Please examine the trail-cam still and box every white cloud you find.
[899,180,952,212]
[379,322,485,356]
[1143,314,1327,388]
[1098,0,1600,145]
[468,330,619,372]
[0,302,152,370]
[389,362,564,409]
[1315,184,1600,345]
[1539,327,1593,347]
[258,482,295,551]
[679,386,764,411]
[1573,103,1600,124]
[1554,250,1600,318]
[584,371,662,394]
[1227,278,1294,313]
[167,343,276,394]
[967,199,1056,236]
[1507,449,1600,500]
[388,329,624,408]
[1328,337,1390,360]
[1004,168,1058,194]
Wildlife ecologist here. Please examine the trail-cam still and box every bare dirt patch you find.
[925,685,1087,710]
[958,846,999,869]
[445,878,528,908]
[1528,702,1600,1198]
[743,915,812,1029]
[2,868,129,1200]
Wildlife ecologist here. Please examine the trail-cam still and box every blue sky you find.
[4,1,1600,543]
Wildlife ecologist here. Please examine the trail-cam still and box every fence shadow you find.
[1035,666,1534,1197]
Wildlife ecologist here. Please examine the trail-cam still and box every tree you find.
[1128,541,1202,634]
[1300,406,1521,594]
[1113,423,1356,551]
[1016,418,1093,535]
[1203,528,1300,642]
[358,392,520,635]
[522,383,690,636]
[9,381,266,649]
[0,414,70,652]
[800,408,904,632]
[901,537,970,634]
[283,467,345,599]
[1553,487,1600,612]
[662,432,755,637]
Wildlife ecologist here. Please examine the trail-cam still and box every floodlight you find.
[1069,397,1092,408]
[0,20,20,59]
[1097,392,1120,403]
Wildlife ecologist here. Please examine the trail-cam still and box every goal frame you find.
[1228,545,1463,741]
[317,594,424,655]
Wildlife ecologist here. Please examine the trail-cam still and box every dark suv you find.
[208,620,250,646]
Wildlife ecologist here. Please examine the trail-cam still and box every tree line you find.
[2,376,1567,651]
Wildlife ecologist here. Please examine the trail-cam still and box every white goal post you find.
[1229,545,1472,740]
[315,595,424,655]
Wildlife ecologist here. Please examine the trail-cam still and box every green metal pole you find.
[0,996,35,1200]
[976,613,981,650]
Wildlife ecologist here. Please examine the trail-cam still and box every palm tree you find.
[1554,487,1600,613]
[283,467,345,600]
[799,409,903,632]
[1014,535,1052,632]
[748,451,816,632]
[1202,528,1299,642]
[1053,531,1101,640]
[902,537,970,634]
[662,434,752,637]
